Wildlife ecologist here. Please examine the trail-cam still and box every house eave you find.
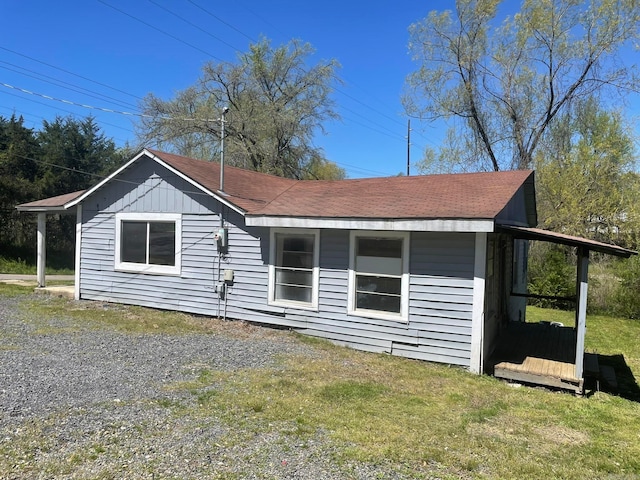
[245,216,496,232]
[16,206,68,213]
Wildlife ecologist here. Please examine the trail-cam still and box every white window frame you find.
[115,212,182,276]
[268,228,320,311]
[348,230,410,322]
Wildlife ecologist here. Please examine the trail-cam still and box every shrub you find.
[610,255,640,319]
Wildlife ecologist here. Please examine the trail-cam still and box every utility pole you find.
[406,119,411,176]
[219,106,229,192]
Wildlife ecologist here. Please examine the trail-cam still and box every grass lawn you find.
[2,285,640,479]
[0,255,74,275]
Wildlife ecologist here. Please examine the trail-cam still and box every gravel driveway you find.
[0,293,425,480]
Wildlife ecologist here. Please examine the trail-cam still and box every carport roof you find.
[15,190,85,212]
[498,225,637,258]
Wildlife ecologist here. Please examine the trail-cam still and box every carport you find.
[15,190,85,296]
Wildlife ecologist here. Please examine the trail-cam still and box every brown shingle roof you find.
[16,190,86,211]
[16,150,533,222]
[151,150,533,220]
[148,149,297,212]
[254,170,533,219]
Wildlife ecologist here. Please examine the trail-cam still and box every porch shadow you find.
[594,354,640,402]
[486,322,581,393]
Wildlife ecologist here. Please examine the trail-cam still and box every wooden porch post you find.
[574,247,590,380]
[36,212,46,288]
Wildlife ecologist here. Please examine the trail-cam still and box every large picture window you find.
[349,232,409,321]
[269,229,319,309]
[115,213,182,275]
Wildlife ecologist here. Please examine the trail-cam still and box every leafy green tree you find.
[137,38,344,179]
[37,116,124,197]
[0,114,126,266]
[0,115,40,247]
[35,116,125,255]
[405,0,640,172]
[527,243,576,309]
[535,99,639,247]
[302,153,345,180]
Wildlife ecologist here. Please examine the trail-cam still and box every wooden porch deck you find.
[487,321,583,393]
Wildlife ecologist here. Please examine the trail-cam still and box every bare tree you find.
[404,0,639,171]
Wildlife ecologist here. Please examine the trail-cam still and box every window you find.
[269,229,319,309]
[349,231,409,321]
[115,213,182,275]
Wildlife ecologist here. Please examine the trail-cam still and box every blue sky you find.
[1,0,451,178]
[1,1,638,178]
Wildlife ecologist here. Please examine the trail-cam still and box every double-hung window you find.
[269,229,319,310]
[349,231,409,321]
[115,213,182,275]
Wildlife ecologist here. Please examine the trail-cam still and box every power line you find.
[146,0,243,53]
[96,0,224,62]
[0,83,222,123]
[0,104,133,145]
[2,4,432,169]
[188,0,257,43]
[0,61,139,110]
[0,46,142,101]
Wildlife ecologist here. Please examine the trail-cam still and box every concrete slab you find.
[34,285,75,299]
[0,274,75,282]
[0,275,75,298]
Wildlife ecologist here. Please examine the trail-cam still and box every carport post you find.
[37,212,46,288]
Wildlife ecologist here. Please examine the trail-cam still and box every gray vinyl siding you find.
[77,155,478,368]
[405,233,475,366]
[222,228,476,367]
[79,159,222,315]
[80,212,219,314]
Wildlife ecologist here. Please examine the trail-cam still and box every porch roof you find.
[498,225,636,258]
[15,190,85,213]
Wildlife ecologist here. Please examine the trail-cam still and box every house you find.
[17,149,635,393]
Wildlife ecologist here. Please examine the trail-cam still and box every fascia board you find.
[246,216,495,232]
[16,206,67,212]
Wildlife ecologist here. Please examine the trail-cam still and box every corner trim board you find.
[470,232,487,374]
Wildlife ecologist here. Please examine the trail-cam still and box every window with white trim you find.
[349,231,409,321]
[115,213,182,275]
[269,229,319,310]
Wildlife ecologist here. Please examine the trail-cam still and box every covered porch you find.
[488,321,582,392]
[15,190,85,297]
[491,226,635,393]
